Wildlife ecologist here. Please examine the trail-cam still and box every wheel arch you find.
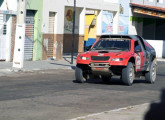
[126,57,136,71]
[128,57,136,65]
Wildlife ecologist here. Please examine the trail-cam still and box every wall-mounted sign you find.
[118,0,129,34]
[66,9,73,22]
[86,10,95,15]
[102,11,113,34]
[64,7,79,34]
[64,9,73,33]
[133,8,165,18]
[0,10,17,15]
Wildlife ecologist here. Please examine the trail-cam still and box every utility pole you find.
[71,0,76,64]
[13,0,26,69]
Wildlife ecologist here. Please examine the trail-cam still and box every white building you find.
[0,0,17,61]
[130,0,165,58]
[42,0,120,60]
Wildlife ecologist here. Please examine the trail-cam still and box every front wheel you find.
[75,67,86,83]
[145,61,157,84]
[122,62,135,86]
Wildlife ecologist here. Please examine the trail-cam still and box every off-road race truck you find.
[75,35,157,86]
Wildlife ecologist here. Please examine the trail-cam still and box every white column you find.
[113,11,119,34]
[5,15,12,62]
[128,6,137,35]
[96,10,103,36]
[79,8,86,35]
[13,0,26,69]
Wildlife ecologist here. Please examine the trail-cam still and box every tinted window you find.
[92,39,130,51]
[136,36,146,50]
[144,40,154,51]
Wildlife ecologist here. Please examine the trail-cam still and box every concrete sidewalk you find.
[0,56,76,76]
[0,57,164,71]
[0,56,76,70]
[0,57,164,77]
[70,103,150,120]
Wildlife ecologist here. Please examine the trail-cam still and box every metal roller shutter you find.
[24,10,34,61]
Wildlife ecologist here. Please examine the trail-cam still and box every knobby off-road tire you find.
[75,67,87,83]
[145,61,157,84]
[101,75,111,83]
[122,62,135,86]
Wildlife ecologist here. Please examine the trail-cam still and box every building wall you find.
[26,0,43,61]
[42,0,119,59]
[157,0,165,7]
[144,0,156,6]
[102,11,113,34]
[131,0,143,4]
[0,0,17,61]
[130,0,165,58]
[10,15,16,61]
[0,0,17,11]
[118,0,130,34]
[131,0,165,7]
[42,0,65,59]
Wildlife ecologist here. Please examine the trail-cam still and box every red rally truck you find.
[75,35,157,86]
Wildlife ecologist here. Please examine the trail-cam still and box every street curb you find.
[0,67,76,77]
[0,69,15,77]
[157,59,165,62]
[0,69,12,72]
[11,66,76,72]
[69,103,149,120]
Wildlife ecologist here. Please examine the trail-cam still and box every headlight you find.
[111,58,123,61]
[80,56,89,60]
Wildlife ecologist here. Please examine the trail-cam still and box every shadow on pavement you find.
[133,79,148,84]
[156,74,165,77]
[73,78,123,85]
[144,89,165,120]
[73,77,149,86]
[63,56,77,64]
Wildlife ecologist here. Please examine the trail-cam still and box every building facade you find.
[0,0,17,61]
[0,0,43,62]
[130,0,165,58]
[42,0,120,60]
[25,0,43,61]
[3,0,165,62]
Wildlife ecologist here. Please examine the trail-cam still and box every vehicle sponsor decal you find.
[136,56,141,69]
[98,53,104,56]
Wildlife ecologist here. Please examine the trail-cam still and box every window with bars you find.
[48,12,55,34]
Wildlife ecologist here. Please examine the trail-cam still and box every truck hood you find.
[80,50,130,57]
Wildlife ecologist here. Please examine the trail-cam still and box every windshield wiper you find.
[92,47,104,50]
[108,47,129,51]
[109,47,122,50]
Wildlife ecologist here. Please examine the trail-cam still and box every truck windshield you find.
[92,39,130,51]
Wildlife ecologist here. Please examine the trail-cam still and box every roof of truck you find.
[100,34,139,41]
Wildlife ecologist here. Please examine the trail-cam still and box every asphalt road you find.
[0,62,165,120]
